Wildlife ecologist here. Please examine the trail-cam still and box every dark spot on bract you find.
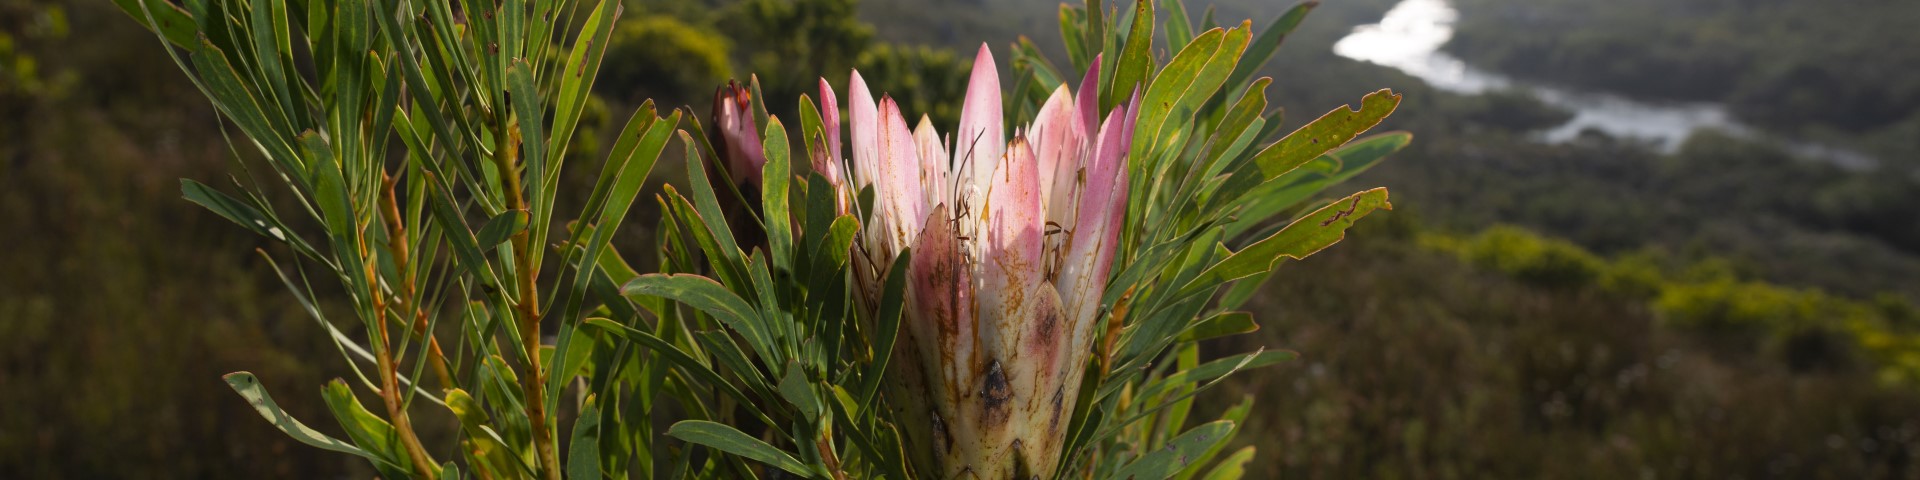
[1049,387,1065,433]
[981,360,1011,428]
[932,412,953,454]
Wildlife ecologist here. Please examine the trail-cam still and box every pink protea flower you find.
[710,80,767,189]
[819,45,1135,479]
[709,80,770,247]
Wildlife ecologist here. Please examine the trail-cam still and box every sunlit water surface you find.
[1333,0,1874,168]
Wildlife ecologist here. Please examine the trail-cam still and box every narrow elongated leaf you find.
[1061,4,1090,72]
[778,361,821,420]
[1196,446,1256,480]
[1176,311,1258,342]
[1181,188,1390,298]
[1231,89,1399,191]
[1136,350,1297,401]
[222,373,368,458]
[181,179,316,255]
[1107,0,1154,110]
[319,380,416,478]
[544,0,621,164]
[1164,0,1194,47]
[858,250,911,407]
[568,397,603,480]
[115,0,198,48]
[621,274,771,360]
[581,319,777,429]
[476,209,529,251]
[1224,131,1410,238]
[666,420,813,477]
[762,117,795,274]
[1108,421,1236,480]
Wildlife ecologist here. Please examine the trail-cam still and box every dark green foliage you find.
[598,16,734,104]
[853,43,971,130]
[1220,219,1920,478]
[726,0,874,110]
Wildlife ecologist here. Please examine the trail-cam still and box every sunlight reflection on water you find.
[1332,0,1874,169]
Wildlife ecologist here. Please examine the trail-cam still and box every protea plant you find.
[134,0,1406,476]
[799,46,1137,478]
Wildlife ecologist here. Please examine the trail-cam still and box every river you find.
[1331,0,1875,169]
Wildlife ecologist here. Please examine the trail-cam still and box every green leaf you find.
[1176,311,1258,342]
[422,171,508,298]
[506,59,552,258]
[543,0,620,164]
[1198,77,1272,182]
[221,372,369,459]
[568,397,604,480]
[1196,446,1256,480]
[1107,0,1155,111]
[1224,131,1411,239]
[666,420,813,477]
[445,388,534,478]
[621,274,772,361]
[676,131,750,285]
[1176,398,1252,480]
[762,117,795,274]
[476,209,530,251]
[1136,350,1297,401]
[1060,5,1088,73]
[1181,187,1390,298]
[114,0,198,49]
[858,250,911,408]
[778,360,822,421]
[581,319,778,429]
[1163,0,1194,48]
[1133,24,1248,172]
[1108,421,1236,480]
[180,179,316,256]
[1217,90,1400,206]
[319,379,415,478]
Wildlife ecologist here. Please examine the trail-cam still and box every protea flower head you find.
[819,45,1136,479]
[709,79,769,247]
[710,79,767,189]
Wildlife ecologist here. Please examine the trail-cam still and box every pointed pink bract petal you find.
[876,97,928,254]
[974,135,1045,376]
[814,78,845,184]
[1029,84,1086,224]
[914,116,952,217]
[954,44,1005,204]
[819,78,843,165]
[711,81,767,187]
[848,70,881,192]
[1077,54,1102,137]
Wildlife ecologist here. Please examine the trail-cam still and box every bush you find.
[853,43,971,130]
[1459,225,1605,289]
[598,15,733,105]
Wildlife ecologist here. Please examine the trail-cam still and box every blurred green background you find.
[3,0,1917,476]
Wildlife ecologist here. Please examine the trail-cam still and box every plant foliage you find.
[117,0,1404,477]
